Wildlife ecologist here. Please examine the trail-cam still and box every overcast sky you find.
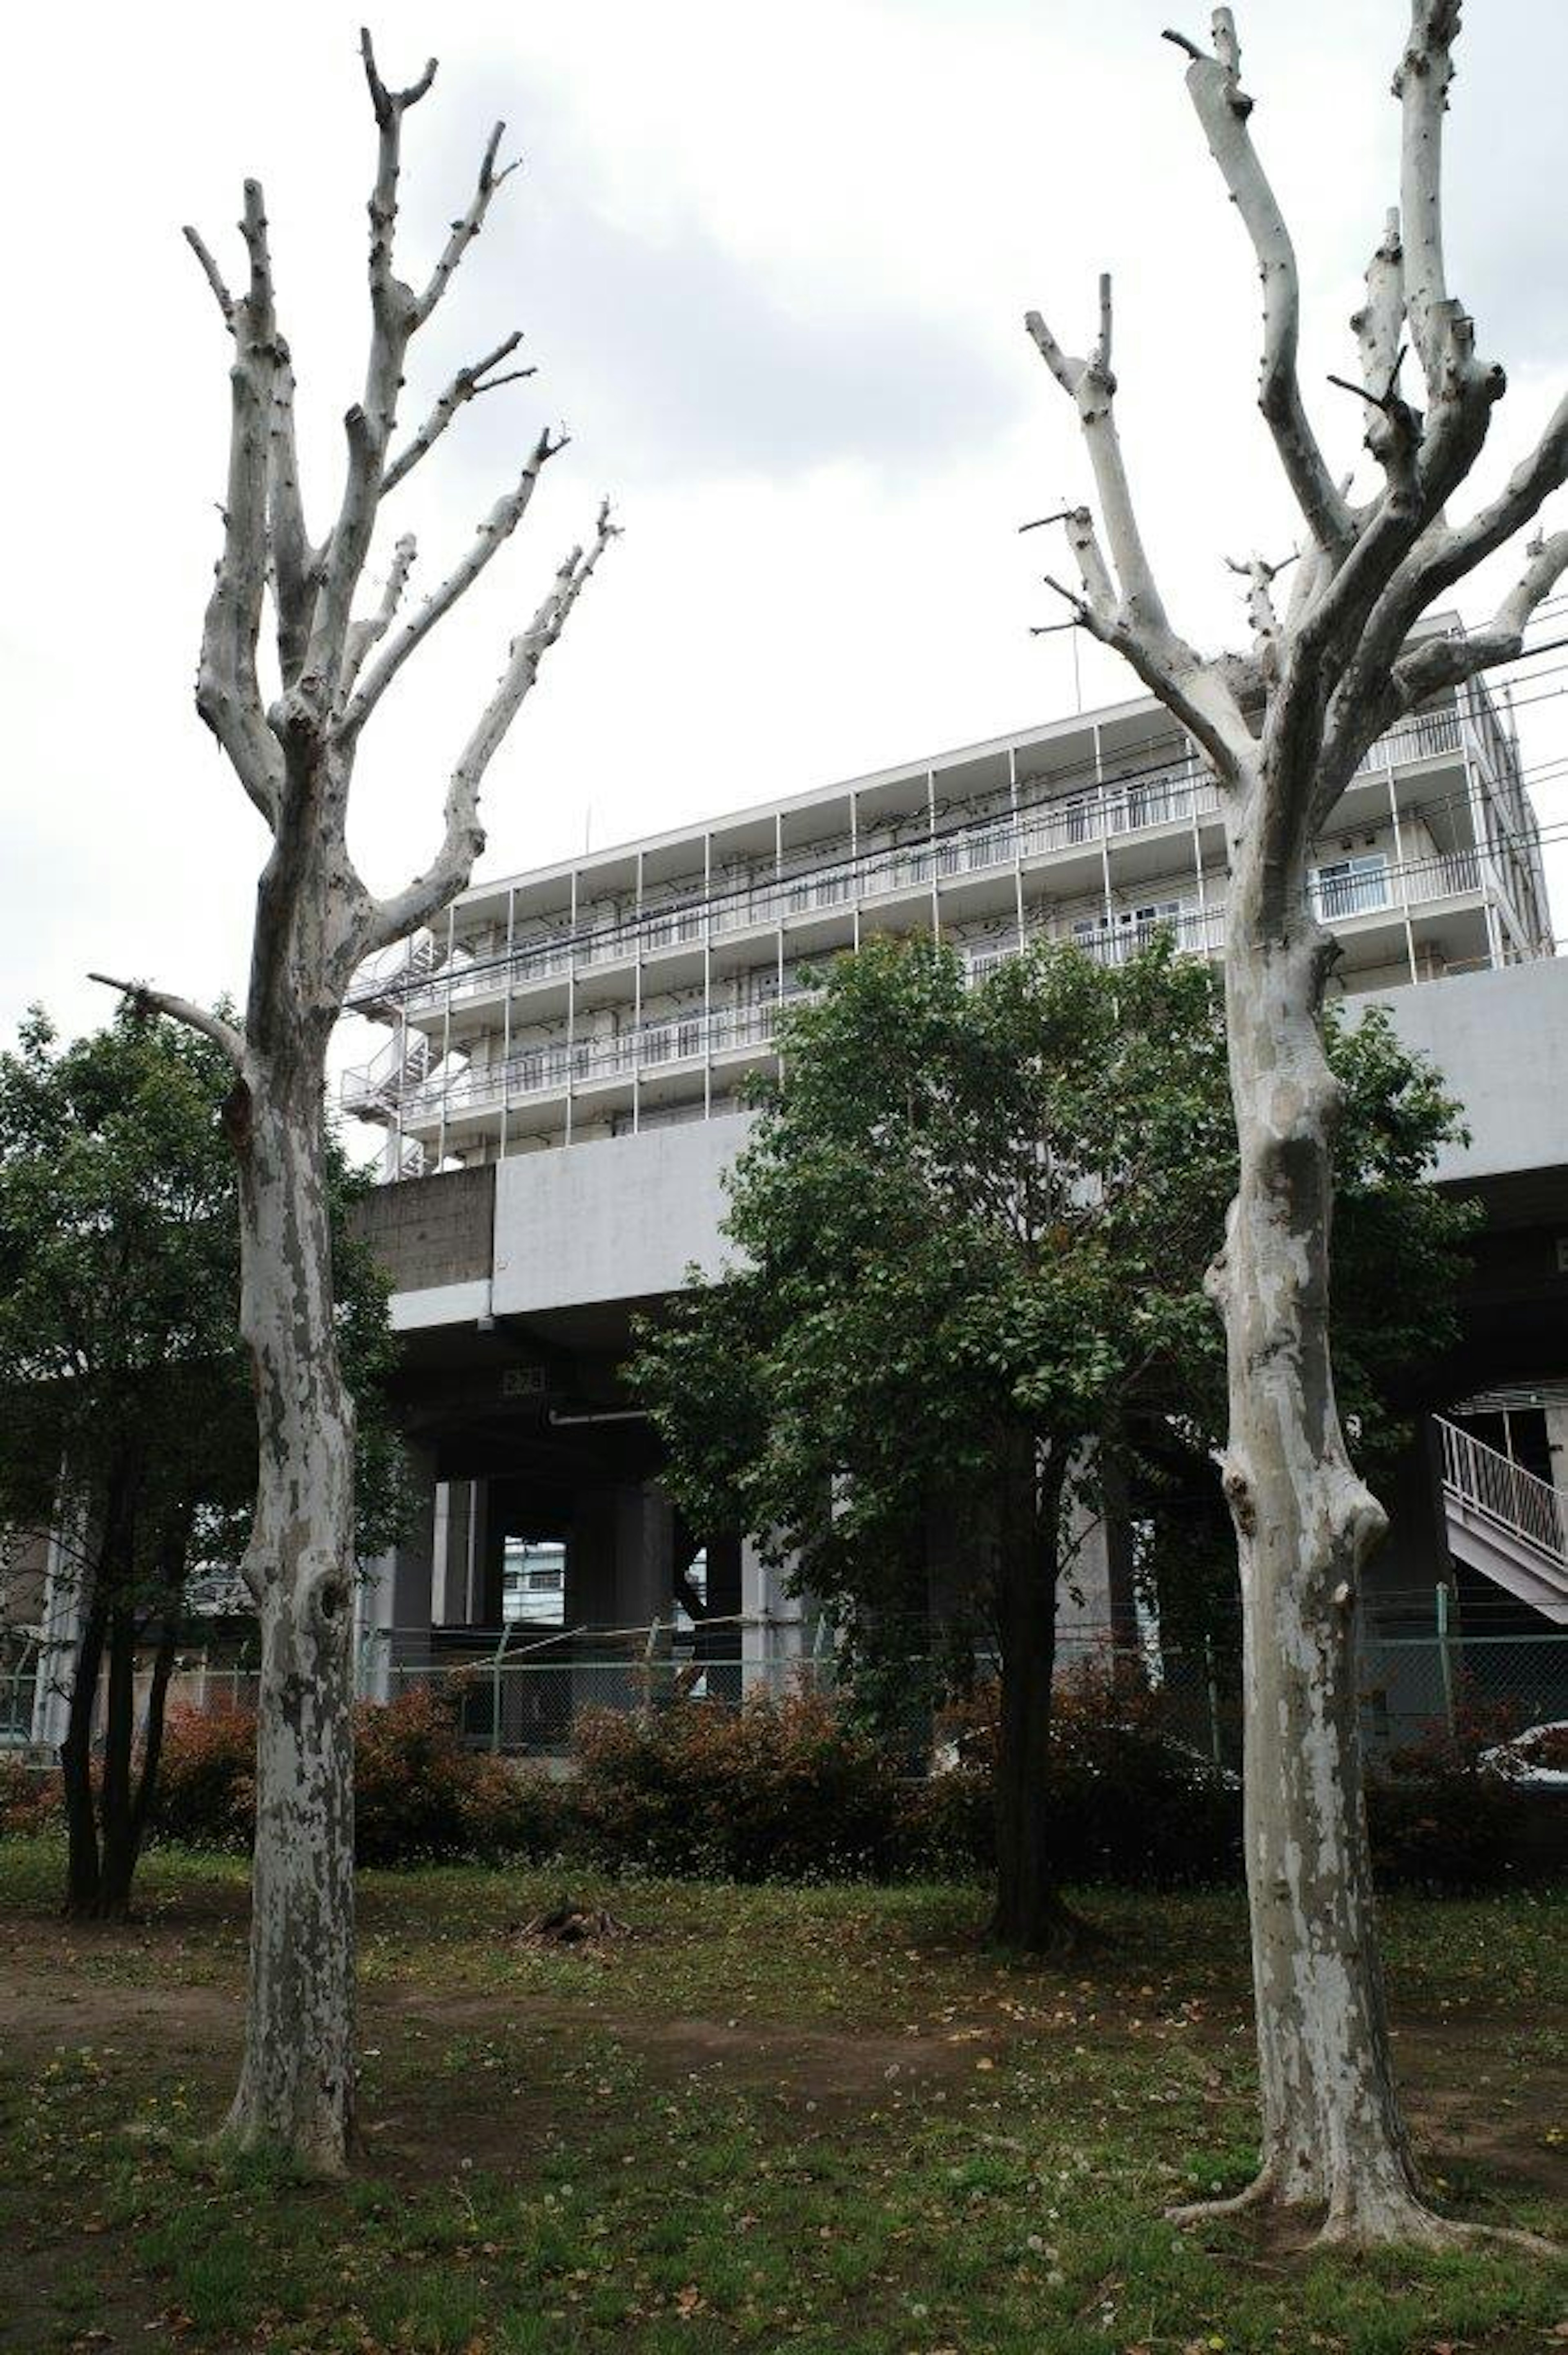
[4,0,1565,1101]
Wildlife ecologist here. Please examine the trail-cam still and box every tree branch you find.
[382,332,534,495]
[193,180,285,830]
[1391,530,1568,707]
[341,430,566,742]
[87,976,247,1072]
[412,120,521,329]
[1024,288,1251,776]
[364,501,620,952]
[1395,0,1461,398]
[1026,279,1172,637]
[296,33,434,708]
[1226,550,1296,672]
[337,533,418,709]
[1172,8,1352,553]
[183,227,235,325]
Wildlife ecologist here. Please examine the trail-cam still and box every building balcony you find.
[347,700,1488,1033]
[392,1000,787,1133]
[350,842,1506,1136]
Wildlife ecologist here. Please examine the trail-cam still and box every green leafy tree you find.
[631,937,1474,1951]
[0,1006,405,1919]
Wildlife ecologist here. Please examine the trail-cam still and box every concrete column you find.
[1545,1401,1568,1494]
[566,1482,677,1634]
[741,1537,808,1695]
[1055,1447,1136,1666]
[432,1481,464,1624]
[357,1442,439,1698]
[474,1482,507,1628]
[32,1510,87,1753]
[566,1487,619,1630]
[617,1483,677,1631]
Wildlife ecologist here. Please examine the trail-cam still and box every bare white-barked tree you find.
[1024,2,1564,2248]
[93,36,616,2170]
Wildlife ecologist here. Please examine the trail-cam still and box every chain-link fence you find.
[8,1606,1566,1772]
[352,1610,1568,1766]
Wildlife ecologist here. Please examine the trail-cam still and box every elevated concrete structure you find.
[342,681,1564,1699]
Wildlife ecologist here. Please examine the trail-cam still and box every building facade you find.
[10,666,1567,1758]
[342,668,1551,1179]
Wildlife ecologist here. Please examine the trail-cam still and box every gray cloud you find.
[405,112,1025,489]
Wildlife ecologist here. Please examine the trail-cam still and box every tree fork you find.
[1021,0,1568,2250]
[95,34,615,2170]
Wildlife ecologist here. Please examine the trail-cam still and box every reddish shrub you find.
[0,1754,61,1837]
[148,1686,565,1866]
[571,1688,903,1881]
[151,1702,257,1850]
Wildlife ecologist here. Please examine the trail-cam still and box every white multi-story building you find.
[343,663,1550,1178]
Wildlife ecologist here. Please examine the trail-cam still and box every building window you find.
[1310,852,1390,921]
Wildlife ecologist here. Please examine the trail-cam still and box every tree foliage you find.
[0,1004,406,1914]
[630,935,1475,1941]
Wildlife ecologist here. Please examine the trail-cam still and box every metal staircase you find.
[1437,1416,1568,1624]
[345,929,437,1017]
[340,1027,432,1121]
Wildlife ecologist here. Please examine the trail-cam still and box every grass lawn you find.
[0,1840,1563,2354]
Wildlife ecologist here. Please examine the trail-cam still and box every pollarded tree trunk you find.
[1202,805,1428,2239]
[1020,0,1567,2248]
[95,36,615,2168]
[221,1063,359,2169]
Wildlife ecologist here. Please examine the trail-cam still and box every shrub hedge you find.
[1,1673,1558,1886]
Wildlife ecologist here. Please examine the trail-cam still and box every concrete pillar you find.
[357,1443,439,1698]
[433,1481,468,1625]
[474,1482,507,1627]
[32,1509,87,1753]
[1545,1401,1568,1493]
[1053,1447,1139,1669]
[617,1483,677,1631]
[741,1537,808,1695]
[566,1487,619,1630]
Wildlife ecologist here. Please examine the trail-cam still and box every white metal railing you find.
[399,999,792,1125]
[1308,847,1483,923]
[381,837,1503,1131]
[349,707,1481,1020]
[340,1026,431,1115]
[1438,1416,1568,1565]
[1068,904,1227,966]
[344,929,436,1013]
[1354,705,1464,776]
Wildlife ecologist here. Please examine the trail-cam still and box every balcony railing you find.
[372,836,1504,1130]
[1309,847,1482,923]
[375,761,1223,1010]
[351,700,1488,1024]
[1067,903,1227,967]
[399,999,791,1126]
[1353,705,1464,775]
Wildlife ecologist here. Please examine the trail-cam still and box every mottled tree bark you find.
[95,37,616,2171]
[1021,0,1566,2248]
[1201,805,1427,2237]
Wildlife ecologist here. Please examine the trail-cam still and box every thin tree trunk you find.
[1201,843,1439,2243]
[990,1449,1076,1953]
[220,1071,358,2174]
[60,1586,108,1920]
[96,1603,139,1922]
[129,1525,190,1872]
